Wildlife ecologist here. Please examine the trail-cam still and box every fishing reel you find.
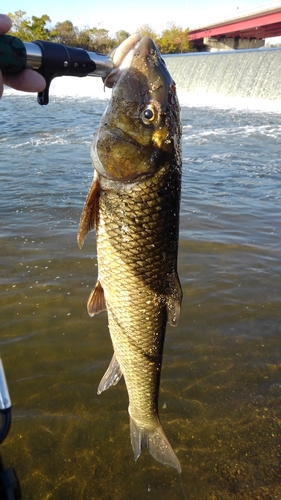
[0,34,113,105]
[0,359,21,500]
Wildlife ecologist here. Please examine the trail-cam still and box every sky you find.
[5,0,280,36]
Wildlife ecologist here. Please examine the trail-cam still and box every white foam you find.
[178,90,281,114]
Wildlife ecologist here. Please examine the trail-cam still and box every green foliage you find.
[8,10,52,41]
[114,30,131,46]
[83,27,115,53]
[7,11,26,34]
[7,12,191,54]
[157,23,190,54]
[52,20,78,45]
[136,24,158,39]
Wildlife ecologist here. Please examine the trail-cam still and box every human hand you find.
[0,14,46,98]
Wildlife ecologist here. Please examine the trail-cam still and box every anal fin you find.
[87,280,106,316]
[97,354,123,395]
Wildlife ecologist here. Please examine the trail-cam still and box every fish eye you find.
[144,108,154,120]
[141,105,157,125]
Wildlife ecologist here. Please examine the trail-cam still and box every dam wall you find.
[164,48,281,102]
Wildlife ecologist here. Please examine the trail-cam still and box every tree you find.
[114,30,131,46]
[52,20,78,45]
[86,27,114,53]
[8,11,52,41]
[28,15,52,40]
[158,23,190,54]
[7,11,192,53]
[136,24,158,39]
[7,10,26,35]
[76,28,92,50]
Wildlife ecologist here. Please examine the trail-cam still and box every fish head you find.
[92,35,181,182]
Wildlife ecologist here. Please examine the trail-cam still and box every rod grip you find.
[0,34,27,74]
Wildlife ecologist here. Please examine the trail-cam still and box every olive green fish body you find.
[98,163,180,407]
[78,35,182,472]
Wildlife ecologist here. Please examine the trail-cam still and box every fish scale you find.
[98,171,179,286]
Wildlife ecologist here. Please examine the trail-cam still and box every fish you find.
[78,34,182,472]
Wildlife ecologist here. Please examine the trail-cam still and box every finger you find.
[0,14,12,35]
[3,68,46,92]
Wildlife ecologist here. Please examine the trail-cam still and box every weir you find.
[164,48,281,101]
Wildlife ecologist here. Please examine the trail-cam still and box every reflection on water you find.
[0,94,280,499]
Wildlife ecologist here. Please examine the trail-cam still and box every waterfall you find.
[164,48,281,102]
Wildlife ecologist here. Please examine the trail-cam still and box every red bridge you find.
[189,2,281,50]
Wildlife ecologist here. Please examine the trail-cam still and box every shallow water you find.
[0,88,281,499]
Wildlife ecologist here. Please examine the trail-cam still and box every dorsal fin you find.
[77,177,100,249]
[87,280,107,317]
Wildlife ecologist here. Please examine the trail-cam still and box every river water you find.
[0,77,281,499]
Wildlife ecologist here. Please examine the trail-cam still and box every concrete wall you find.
[204,37,265,51]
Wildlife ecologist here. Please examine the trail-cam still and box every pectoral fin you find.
[166,272,182,327]
[97,354,123,394]
[77,176,100,249]
[87,280,107,316]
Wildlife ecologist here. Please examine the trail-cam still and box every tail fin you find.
[129,416,181,473]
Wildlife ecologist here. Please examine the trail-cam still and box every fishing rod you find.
[0,358,11,445]
[0,358,21,499]
[0,34,114,105]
